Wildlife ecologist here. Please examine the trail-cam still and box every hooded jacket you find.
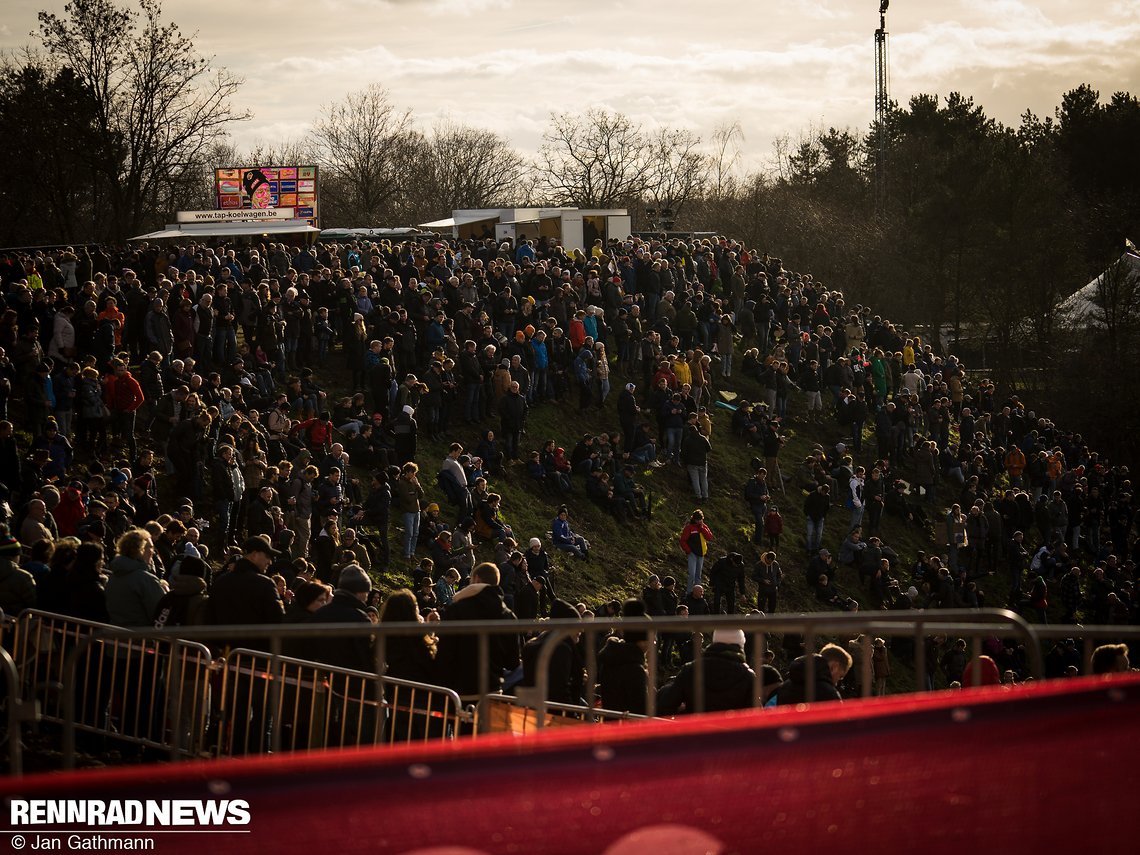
[0,557,37,616]
[597,636,648,715]
[152,573,209,628]
[204,558,284,648]
[657,643,756,714]
[773,654,843,705]
[104,555,167,627]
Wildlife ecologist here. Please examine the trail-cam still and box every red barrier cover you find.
[4,675,1138,854]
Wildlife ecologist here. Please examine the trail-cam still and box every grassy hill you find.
[363,367,945,630]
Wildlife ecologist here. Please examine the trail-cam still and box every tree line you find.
[3,0,1139,458]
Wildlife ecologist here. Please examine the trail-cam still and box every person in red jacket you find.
[679,509,714,594]
[104,358,145,460]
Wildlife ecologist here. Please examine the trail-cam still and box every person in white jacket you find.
[848,466,866,531]
[47,305,76,361]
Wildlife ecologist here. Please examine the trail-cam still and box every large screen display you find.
[215,165,319,226]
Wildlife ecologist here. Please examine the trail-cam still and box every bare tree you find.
[709,121,745,198]
[310,84,416,226]
[537,109,652,207]
[643,127,708,217]
[424,121,529,212]
[38,0,249,240]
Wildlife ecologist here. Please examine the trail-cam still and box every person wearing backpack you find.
[153,555,210,628]
[679,509,714,594]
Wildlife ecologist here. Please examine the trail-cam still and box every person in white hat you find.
[656,628,756,715]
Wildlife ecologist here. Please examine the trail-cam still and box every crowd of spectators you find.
[0,231,1134,722]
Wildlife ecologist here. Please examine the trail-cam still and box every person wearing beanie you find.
[0,528,36,615]
[152,555,210,629]
[657,627,757,715]
[305,564,374,673]
[519,599,584,705]
[597,598,650,714]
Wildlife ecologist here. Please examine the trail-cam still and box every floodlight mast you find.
[874,0,891,204]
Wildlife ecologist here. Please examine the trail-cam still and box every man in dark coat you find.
[204,535,286,754]
[657,629,756,714]
[597,598,650,715]
[519,599,584,705]
[434,561,520,700]
[204,536,284,645]
[708,552,747,614]
[306,564,374,672]
[773,644,852,705]
[498,381,528,461]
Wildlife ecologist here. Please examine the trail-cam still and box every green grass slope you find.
[387,370,935,613]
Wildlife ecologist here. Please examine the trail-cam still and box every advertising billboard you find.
[215,165,319,226]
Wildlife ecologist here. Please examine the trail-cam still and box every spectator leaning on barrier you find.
[0,527,36,615]
[105,527,167,628]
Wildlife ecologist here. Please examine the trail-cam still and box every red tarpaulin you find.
[4,675,1138,854]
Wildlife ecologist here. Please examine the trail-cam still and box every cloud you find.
[0,0,1120,174]
[787,0,847,21]
[318,0,512,13]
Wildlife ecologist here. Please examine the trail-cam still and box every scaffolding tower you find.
[874,0,890,201]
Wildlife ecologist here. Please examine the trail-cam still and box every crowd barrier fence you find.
[214,648,473,757]
[0,608,1138,774]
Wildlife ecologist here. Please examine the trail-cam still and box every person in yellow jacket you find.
[673,354,692,388]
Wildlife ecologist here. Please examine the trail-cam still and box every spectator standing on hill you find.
[709,551,747,614]
[680,419,712,501]
[804,484,831,555]
[754,550,783,612]
[393,462,425,561]
[679,509,714,594]
[498,380,528,462]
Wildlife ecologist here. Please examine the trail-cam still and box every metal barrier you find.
[12,610,214,760]
[215,648,472,757]
[528,609,1049,727]
[0,607,1135,773]
[1026,625,1140,677]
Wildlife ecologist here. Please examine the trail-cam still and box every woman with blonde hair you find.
[593,341,611,407]
[104,528,166,627]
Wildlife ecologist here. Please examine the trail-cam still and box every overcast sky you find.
[4,0,1140,169]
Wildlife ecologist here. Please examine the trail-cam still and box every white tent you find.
[1057,251,1140,327]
